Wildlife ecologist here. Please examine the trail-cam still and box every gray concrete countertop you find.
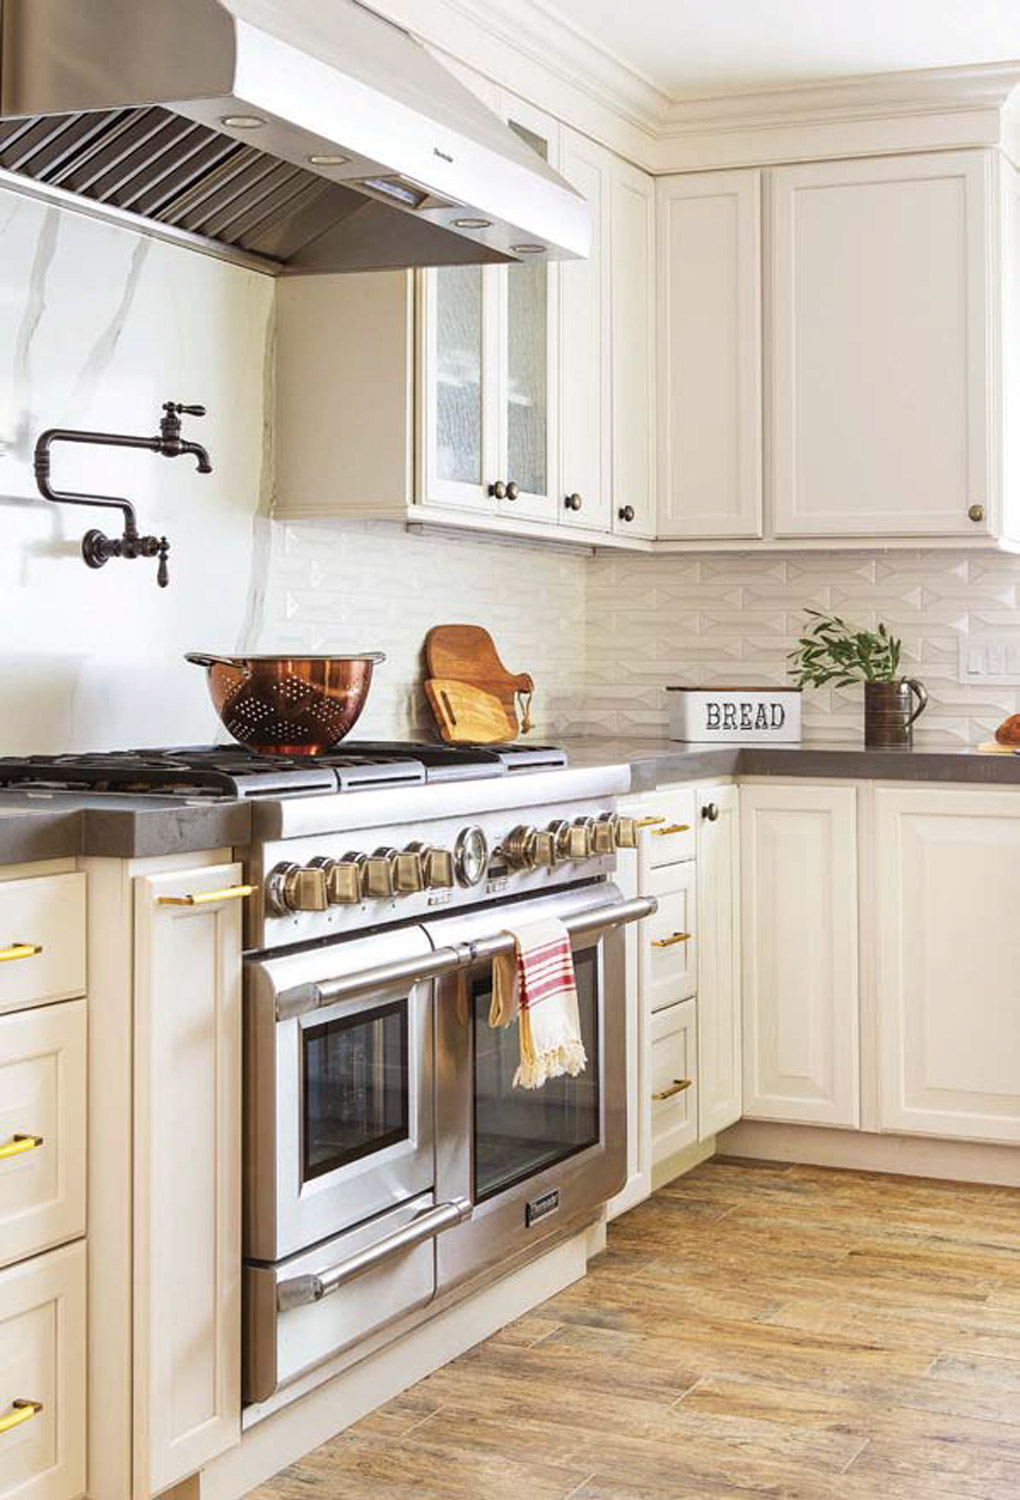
[557,737,1020,793]
[0,792,253,863]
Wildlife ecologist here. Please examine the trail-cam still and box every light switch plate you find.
[959,633,1020,686]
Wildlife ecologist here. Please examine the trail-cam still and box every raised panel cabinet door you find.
[611,159,656,539]
[496,92,560,524]
[769,151,994,538]
[559,128,612,534]
[132,864,244,1496]
[696,786,742,1138]
[657,172,763,539]
[875,789,1020,1143]
[741,785,859,1127]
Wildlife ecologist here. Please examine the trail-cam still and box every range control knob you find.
[567,816,595,860]
[308,855,362,906]
[592,815,615,855]
[502,825,538,870]
[547,819,571,861]
[265,861,329,915]
[364,848,399,899]
[394,846,425,894]
[404,842,455,890]
[612,815,637,849]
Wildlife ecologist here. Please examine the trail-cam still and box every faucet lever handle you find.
[156,538,170,589]
[163,401,206,417]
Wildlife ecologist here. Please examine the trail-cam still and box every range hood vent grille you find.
[0,105,347,264]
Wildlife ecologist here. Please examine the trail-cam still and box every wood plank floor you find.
[249,1158,1020,1499]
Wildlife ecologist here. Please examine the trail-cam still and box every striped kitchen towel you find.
[490,917,587,1090]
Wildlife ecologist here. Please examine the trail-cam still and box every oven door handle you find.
[274,895,658,1020]
[276,1197,473,1311]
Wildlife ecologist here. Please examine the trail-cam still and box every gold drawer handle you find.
[634,816,666,828]
[0,943,42,963]
[158,884,255,908]
[0,1133,44,1161]
[653,1078,693,1102]
[652,824,690,836]
[651,931,691,949]
[0,1400,43,1436]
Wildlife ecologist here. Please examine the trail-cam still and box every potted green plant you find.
[788,610,928,747]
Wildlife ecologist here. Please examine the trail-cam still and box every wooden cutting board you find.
[425,679,519,744]
[425,625,534,736]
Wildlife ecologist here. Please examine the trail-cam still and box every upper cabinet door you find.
[558,128,612,534]
[496,94,560,524]
[611,160,657,539]
[769,151,994,538]
[420,262,499,513]
[657,171,763,540]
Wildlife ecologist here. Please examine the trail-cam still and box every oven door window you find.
[472,948,600,1203]
[302,999,409,1182]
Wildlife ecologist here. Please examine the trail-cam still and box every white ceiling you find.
[537,0,1020,101]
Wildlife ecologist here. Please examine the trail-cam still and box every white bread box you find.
[667,685,802,744]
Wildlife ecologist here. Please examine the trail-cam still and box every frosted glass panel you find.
[507,119,549,498]
[436,265,482,485]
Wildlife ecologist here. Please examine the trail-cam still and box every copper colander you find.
[186,653,385,755]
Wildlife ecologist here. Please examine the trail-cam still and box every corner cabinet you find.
[740,784,860,1128]
[132,865,244,1496]
[874,788,1020,1144]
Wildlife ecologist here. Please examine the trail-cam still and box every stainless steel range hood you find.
[0,0,589,274]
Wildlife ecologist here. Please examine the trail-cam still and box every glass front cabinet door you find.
[419,92,559,524]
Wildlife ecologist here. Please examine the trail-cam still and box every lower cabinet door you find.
[741,784,859,1127]
[133,865,244,1496]
[0,1241,86,1500]
[875,788,1020,1142]
[696,786,742,1138]
[650,999,698,1164]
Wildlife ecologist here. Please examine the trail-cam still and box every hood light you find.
[454,217,492,230]
[221,114,266,129]
[308,153,350,167]
[511,243,545,255]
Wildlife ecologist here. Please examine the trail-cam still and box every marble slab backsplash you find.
[580,549,1020,746]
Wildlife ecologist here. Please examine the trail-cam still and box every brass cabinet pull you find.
[653,1078,693,1102]
[652,823,690,836]
[634,815,666,829]
[157,884,255,907]
[651,931,691,949]
[0,943,42,962]
[0,1133,44,1161]
[0,1400,43,1437]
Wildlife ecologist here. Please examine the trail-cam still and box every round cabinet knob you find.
[702,802,720,823]
[265,861,329,915]
[505,481,519,501]
[618,505,635,523]
[488,480,507,499]
[564,493,582,512]
[364,848,399,899]
[968,503,985,523]
[308,855,363,906]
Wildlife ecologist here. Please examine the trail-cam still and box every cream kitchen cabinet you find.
[696,787,742,1137]
[656,171,762,540]
[132,864,244,1496]
[769,151,995,540]
[610,161,657,540]
[874,788,1020,1144]
[741,783,859,1128]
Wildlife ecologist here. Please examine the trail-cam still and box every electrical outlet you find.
[959,633,1020,686]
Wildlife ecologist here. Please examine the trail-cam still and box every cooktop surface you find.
[0,742,568,798]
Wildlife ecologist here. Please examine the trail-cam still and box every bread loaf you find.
[994,714,1020,746]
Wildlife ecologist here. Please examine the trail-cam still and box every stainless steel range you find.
[0,742,653,1408]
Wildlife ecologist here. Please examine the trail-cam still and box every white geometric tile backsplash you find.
[260,524,1020,747]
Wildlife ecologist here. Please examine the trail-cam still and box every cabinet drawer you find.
[640,790,696,868]
[651,999,698,1162]
[0,876,85,1018]
[644,873,696,1012]
[0,1241,85,1500]
[0,1002,86,1269]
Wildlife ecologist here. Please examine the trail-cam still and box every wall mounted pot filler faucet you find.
[33,402,213,587]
